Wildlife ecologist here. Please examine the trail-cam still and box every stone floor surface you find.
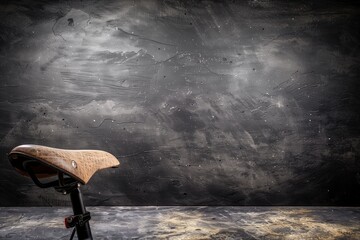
[0,207,359,239]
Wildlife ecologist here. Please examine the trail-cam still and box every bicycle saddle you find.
[8,144,120,184]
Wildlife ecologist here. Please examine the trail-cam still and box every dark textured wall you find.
[0,0,359,206]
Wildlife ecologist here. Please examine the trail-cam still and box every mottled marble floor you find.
[0,207,359,239]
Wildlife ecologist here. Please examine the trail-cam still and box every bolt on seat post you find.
[69,185,93,240]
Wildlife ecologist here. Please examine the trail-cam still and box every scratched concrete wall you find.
[0,0,359,206]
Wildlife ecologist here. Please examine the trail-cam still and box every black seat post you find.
[70,186,93,240]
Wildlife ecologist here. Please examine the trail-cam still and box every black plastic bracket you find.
[65,212,91,228]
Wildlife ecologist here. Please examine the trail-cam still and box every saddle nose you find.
[8,144,120,184]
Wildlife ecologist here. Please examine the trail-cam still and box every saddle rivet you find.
[72,160,77,169]
[11,154,18,160]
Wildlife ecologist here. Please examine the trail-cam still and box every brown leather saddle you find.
[8,144,120,184]
[8,144,120,239]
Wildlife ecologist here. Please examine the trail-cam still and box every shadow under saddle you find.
[8,144,120,240]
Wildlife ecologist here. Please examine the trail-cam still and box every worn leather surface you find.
[8,145,120,184]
